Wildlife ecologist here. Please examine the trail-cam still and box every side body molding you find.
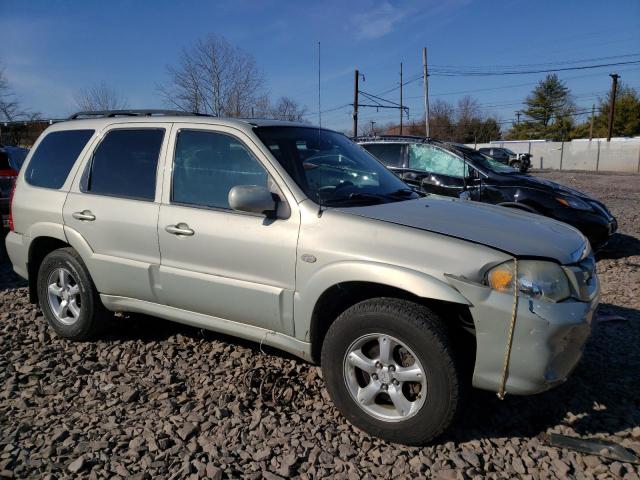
[294,260,471,342]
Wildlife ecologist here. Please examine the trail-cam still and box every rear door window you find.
[24,130,94,189]
[362,143,404,167]
[83,129,164,201]
[171,129,268,210]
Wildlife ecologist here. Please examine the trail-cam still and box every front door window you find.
[408,144,467,177]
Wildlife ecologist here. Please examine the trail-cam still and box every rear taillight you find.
[8,179,16,232]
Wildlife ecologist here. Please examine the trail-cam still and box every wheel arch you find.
[27,235,71,303]
[302,263,474,363]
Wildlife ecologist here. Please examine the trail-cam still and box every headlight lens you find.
[555,195,591,211]
[486,260,571,302]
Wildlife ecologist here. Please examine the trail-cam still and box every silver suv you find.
[5,110,598,445]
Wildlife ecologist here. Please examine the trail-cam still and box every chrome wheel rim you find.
[343,333,427,422]
[47,268,82,325]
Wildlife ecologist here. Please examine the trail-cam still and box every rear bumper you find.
[5,231,29,280]
[447,274,598,395]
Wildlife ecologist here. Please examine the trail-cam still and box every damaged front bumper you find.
[446,273,598,395]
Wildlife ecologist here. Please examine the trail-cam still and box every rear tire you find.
[321,298,461,445]
[37,247,107,340]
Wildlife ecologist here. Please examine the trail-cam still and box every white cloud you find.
[351,2,407,40]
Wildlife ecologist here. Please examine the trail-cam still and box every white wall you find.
[467,139,640,172]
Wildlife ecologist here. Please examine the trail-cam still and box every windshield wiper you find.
[327,192,387,205]
[388,188,423,198]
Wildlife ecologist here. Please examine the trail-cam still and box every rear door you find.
[63,124,170,302]
[156,124,299,335]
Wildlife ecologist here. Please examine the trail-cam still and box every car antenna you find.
[316,40,324,220]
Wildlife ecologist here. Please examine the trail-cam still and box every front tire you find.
[321,298,461,445]
[37,247,106,340]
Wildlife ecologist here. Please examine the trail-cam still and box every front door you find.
[157,126,299,335]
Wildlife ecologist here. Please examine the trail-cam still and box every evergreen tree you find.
[507,74,575,140]
[571,84,640,138]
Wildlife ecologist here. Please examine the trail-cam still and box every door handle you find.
[72,210,96,221]
[165,223,195,236]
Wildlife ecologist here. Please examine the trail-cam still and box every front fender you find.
[294,260,470,341]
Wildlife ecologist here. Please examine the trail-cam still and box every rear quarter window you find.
[25,130,94,189]
[362,143,404,168]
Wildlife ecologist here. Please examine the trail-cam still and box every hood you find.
[501,173,596,201]
[337,196,588,264]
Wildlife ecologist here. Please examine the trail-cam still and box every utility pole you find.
[422,47,430,137]
[589,104,595,141]
[353,69,359,137]
[369,120,376,136]
[515,111,521,124]
[399,62,403,136]
[607,73,619,142]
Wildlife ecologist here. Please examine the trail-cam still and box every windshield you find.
[501,148,516,155]
[452,146,519,174]
[255,126,419,206]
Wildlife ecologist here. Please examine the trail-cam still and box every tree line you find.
[378,95,501,143]
[507,74,640,140]
[379,73,639,142]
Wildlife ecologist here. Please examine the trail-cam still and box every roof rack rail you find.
[353,134,435,143]
[68,109,207,120]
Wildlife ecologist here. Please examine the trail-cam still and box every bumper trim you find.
[446,274,598,395]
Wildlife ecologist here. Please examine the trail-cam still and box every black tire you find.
[321,298,461,445]
[511,160,522,170]
[37,247,107,340]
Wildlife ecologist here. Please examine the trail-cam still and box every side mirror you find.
[229,185,278,217]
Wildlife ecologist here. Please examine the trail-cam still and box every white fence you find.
[467,139,640,173]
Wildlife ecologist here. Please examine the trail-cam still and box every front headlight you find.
[555,195,591,211]
[486,260,571,302]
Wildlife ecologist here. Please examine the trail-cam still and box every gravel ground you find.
[1,170,639,479]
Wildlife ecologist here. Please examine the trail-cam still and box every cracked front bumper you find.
[447,274,598,395]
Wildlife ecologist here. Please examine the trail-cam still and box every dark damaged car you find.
[358,137,617,249]
[0,144,28,233]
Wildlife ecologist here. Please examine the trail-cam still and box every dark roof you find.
[354,134,433,143]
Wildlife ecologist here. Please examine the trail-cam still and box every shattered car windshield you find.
[255,126,419,206]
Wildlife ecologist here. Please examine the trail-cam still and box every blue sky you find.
[1,0,639,133]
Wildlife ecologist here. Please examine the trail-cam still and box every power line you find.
[430,53,640,70]
[429,60,640,76]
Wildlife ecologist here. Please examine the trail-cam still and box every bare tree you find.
[0,66,42,144]
[429,99,456,140]
[158,34,265,117]
[74,82,129,111]
[269,96,307,121]
[0,66,26,121]
[251,94,272,118]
